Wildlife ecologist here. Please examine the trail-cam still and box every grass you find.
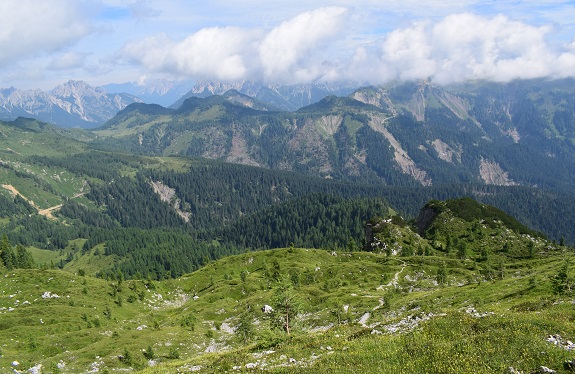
[0,120,87,158]
[2,246,575,373]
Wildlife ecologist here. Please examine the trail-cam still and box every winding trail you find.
[377,261,407,290]
[360,261,408,327]
[2,184,61,220]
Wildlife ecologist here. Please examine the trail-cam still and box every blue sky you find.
[2,0,575,90]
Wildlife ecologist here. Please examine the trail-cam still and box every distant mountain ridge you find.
[0,79,361,127]
[171,80,362,111]
[95,78,575,194]
[0,80,142,128]
[101,79,194,107]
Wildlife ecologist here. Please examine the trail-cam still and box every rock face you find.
[479,159,516,186]
[0,80,141,128]
[416,205,441,236]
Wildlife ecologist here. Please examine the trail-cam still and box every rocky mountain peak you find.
[0,81,141,128]
[51,80,103,97]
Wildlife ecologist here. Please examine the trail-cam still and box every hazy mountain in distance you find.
[102,79,194,107]
[0,80,141,128]
[170,80,362,111]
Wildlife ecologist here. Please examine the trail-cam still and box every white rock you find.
[27,364,43,374]
[41,291,60,299]
[359,312,371,326]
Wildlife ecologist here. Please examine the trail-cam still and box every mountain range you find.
[170,80,362,111]
[93,78,575,194]
[0,79,362,128]
[0,80,142,128]
[102,79,194,107]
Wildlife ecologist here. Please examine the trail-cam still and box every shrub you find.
[143,345,155,360]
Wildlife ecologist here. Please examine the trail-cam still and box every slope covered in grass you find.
[2,236,575,373]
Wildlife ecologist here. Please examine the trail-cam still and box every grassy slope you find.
[0,117,194,222]
[0,119,89,210]
[2,246,575,373]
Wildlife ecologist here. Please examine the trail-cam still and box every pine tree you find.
[551,259,572,295]
[143,345,155,360]
[235,308,254,344]
[436,264,447,286]
[0,235,15,270]
[271,277,301,335]
[15,245,35,269]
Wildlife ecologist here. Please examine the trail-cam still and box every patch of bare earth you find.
[368,115,432,186]
[317,115,342,136]
[479,159,516,186]
[434,89,470,120]
[352,91,398,115]
[406,83,427,121]
[150,180,191,222]
[506,128,521,143]
[226,131,260,167]
[431,139,461,163]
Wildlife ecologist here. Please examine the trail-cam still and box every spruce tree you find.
[271,276,301,335]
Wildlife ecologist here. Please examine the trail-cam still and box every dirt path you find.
[2,184,61,220]
[37,205,63,219]
[377,261,407,290]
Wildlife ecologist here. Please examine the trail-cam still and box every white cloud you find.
[48,51,90,70]
[356,12,575,84]
[120,7,349,83]
[0,0,91,66]
[6,2,575,89]
[121,8,575,85]
[122,28,262,81]
[258,6,349,83]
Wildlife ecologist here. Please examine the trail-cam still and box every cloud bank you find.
[0,0,91,65]
[122,7,349,84]
[121,8,575,85]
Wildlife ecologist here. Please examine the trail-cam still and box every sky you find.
[2,0,575,90]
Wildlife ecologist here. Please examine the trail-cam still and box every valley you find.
[0,78,575,373]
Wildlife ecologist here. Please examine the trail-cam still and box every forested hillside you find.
[1,144,574,280]
[92,79,575,193]
[2,79,575,280]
